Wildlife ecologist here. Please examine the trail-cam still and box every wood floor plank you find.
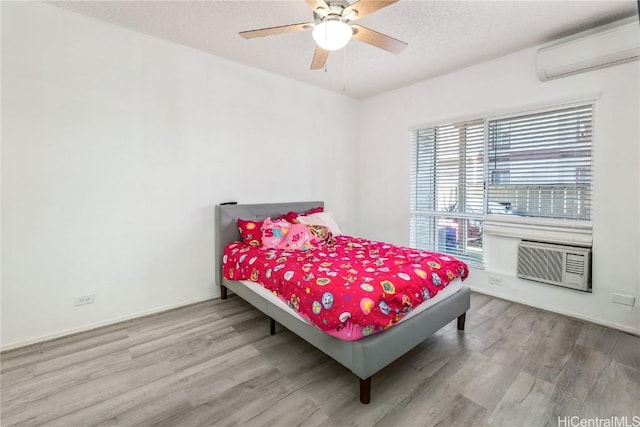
[159,368,297,427]
[240,391,328,427]
[0,344,44,374]
[407,332,467,376]
[477,305,543,364]
[579,360,640,420]
[487,371,556,427]
[169,331,260,374]
[127,317,230,359]
[1,350,132,411]
[45,380,192,427]
[93,389,193,427]
[520,314,583,384]
[1,292,638,427]
[0,364,37,389]
[125,312,225,353]
[1,359,175,426]
[1,328,128,375]
[476,297,513,319]
[286,361,355,414]
[32,331,131,376]
[372,350,479,426]
[543,344,611,425]
[182,348,273,407]
[613,331,640,371]
[459,354,520,412]
[321,363,430,426]
[575,322,620,355]
[469,292,494,311]
[431,393,488,427]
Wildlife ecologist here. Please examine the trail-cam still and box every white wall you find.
[1,2,359,349]
[2,2,638,350]
[357,49,640,334]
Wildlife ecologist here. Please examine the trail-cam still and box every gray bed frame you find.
[215,201,470,404]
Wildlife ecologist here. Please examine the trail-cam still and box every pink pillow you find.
[261,217,293,249]
[280,223,315,251]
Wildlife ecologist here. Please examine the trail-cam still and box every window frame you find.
[486,102,594,221]
[410,121,486,267]
[410,99,595,264]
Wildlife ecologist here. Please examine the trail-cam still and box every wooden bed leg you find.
[220,285,227,300]
[359,377,371,404]
[457,312,466,330]
[269,318,276,336]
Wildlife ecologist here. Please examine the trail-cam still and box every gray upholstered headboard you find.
[214,201,324,288]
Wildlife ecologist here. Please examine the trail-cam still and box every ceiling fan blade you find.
[310,46,329,70]
[240,23,313,39]
[344,0,399,21]
[351,24,407,54]
[306,0,330,16]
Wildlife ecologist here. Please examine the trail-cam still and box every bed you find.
[215,201,470,404]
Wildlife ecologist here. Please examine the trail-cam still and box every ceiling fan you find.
[239,0,407,70]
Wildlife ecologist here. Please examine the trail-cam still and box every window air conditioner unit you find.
[537,17,640,81]
[517,241,592,292]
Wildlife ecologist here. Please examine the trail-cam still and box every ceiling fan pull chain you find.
[324,19,328,72]
[342,45,347,93]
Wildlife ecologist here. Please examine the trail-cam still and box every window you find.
[410,102,594,266]
[487,105,593,220]
[410,120,484,266]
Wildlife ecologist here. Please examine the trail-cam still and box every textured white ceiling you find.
[49,0,638,99]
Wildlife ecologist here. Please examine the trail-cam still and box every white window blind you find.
[487,104,593,221]
[410,120,485,266]
[410,102,594,266]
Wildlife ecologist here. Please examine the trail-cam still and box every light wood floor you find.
[1,292,639,426]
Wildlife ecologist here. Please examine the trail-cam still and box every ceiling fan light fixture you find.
[312,19,352,51]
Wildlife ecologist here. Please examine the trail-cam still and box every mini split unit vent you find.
[537,17,640,81]
[517,241,592,292]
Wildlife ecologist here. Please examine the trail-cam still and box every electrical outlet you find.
[488,275,503,286]
[74,294,94,306]
[611,293,635,307]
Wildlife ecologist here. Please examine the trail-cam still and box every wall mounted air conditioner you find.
[517,241,592,292]
[537,17,640,81]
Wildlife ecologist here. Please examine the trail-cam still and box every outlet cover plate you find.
[488,275,503,286]
[611,293,635,307]
[74,294,95,306]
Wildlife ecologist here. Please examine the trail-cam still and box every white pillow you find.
[297,211,342,236]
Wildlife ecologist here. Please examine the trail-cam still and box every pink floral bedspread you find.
[223,235,468,339]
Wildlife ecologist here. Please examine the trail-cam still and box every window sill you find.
[483,214,592,246]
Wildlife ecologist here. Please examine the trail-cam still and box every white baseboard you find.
[468,285,640,336]
[1,296,217,352]
[4,288,636,352]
